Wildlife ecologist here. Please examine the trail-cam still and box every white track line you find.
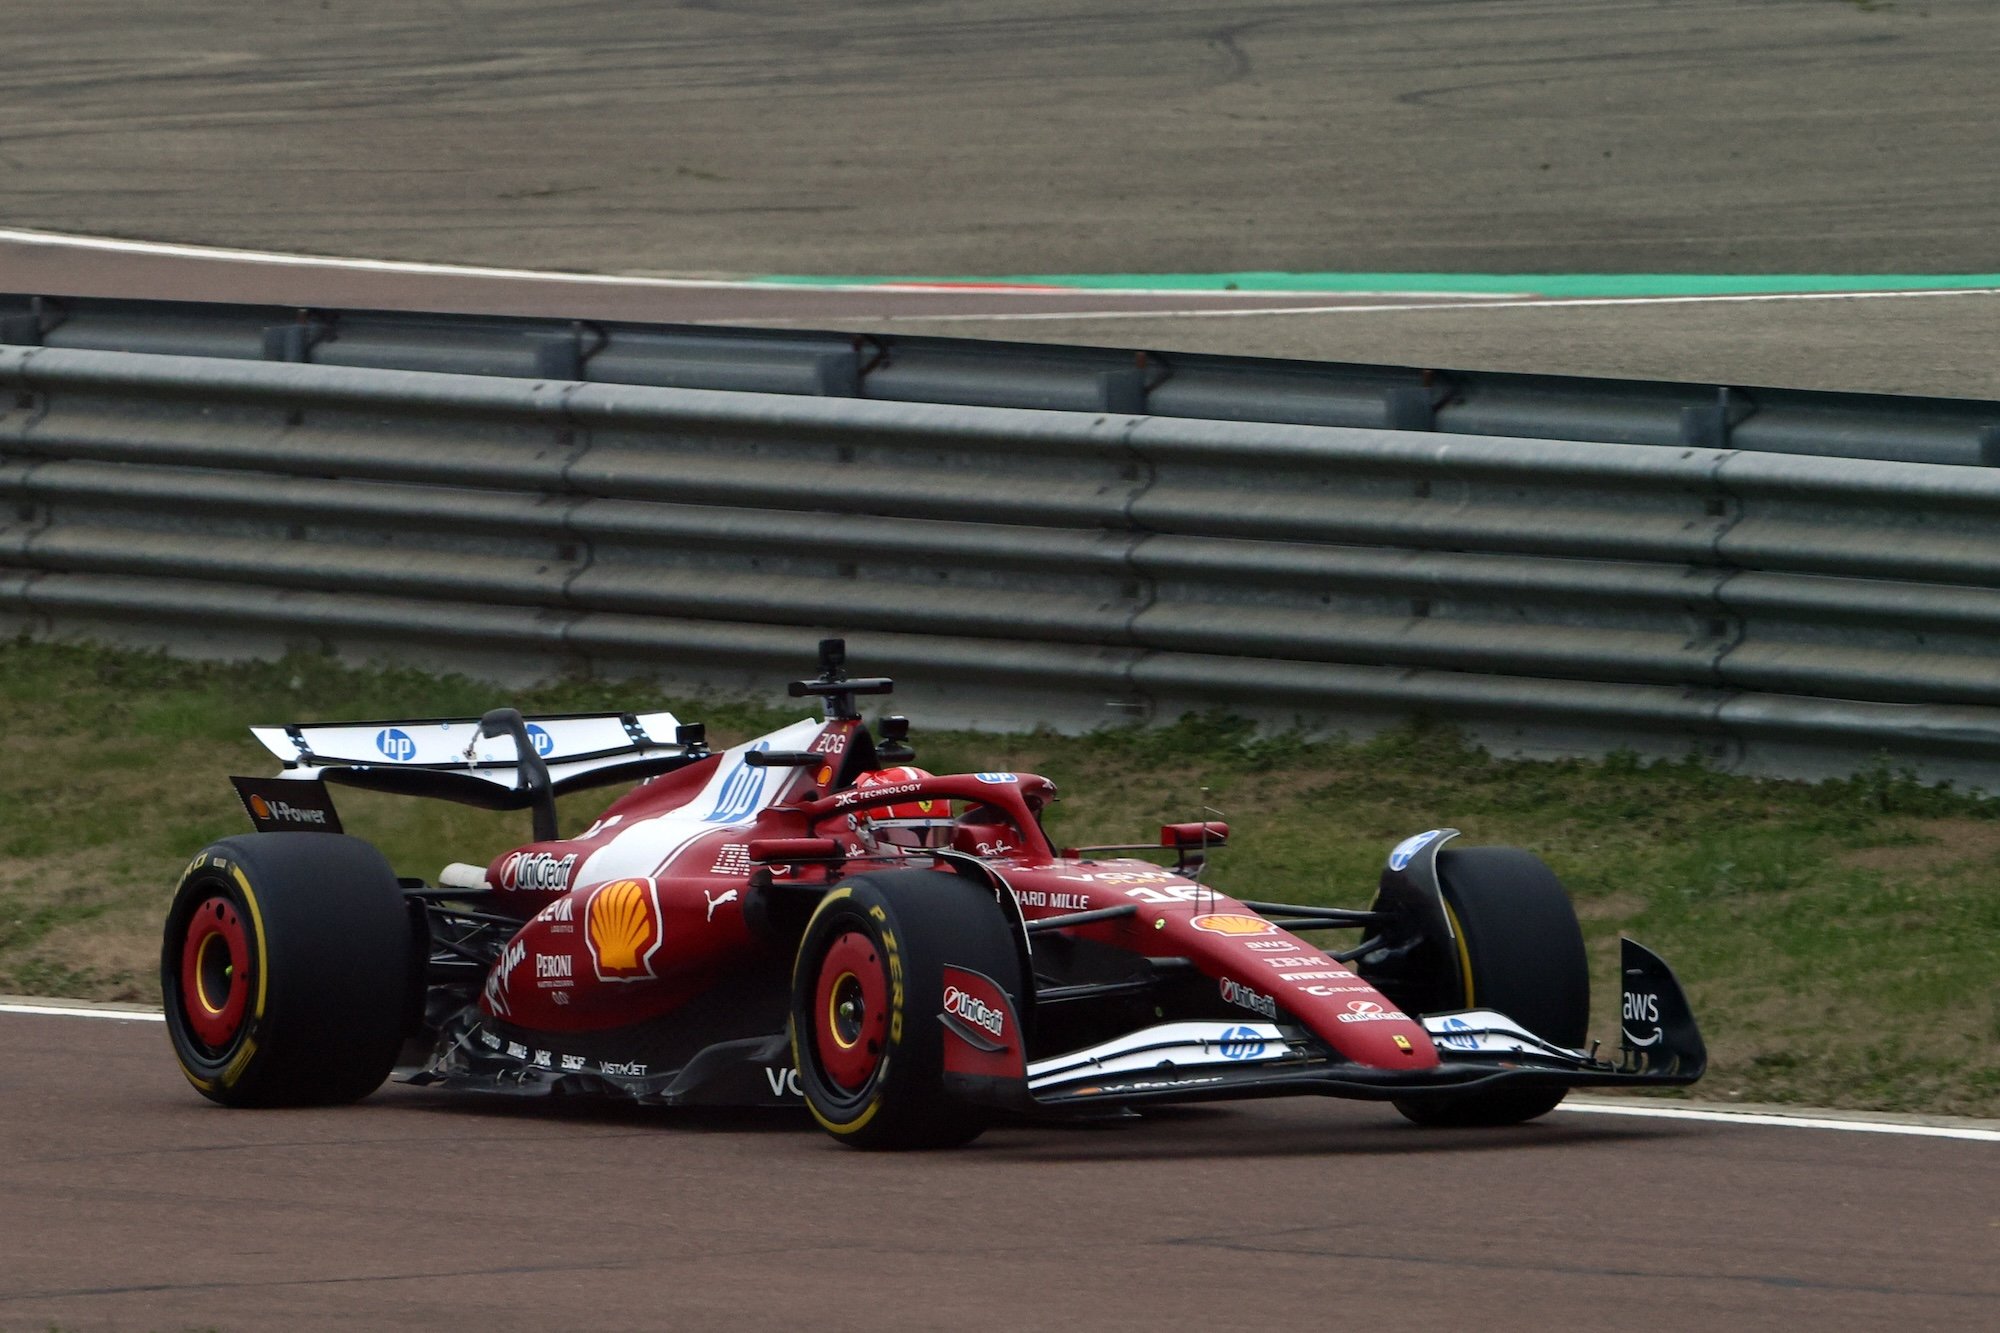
[3,1000,1994,1140]
[1,1000,162,1022]
[1558,1100,2000,1142]
[833,285,2000,324]
[0,227,1419,301]
[16,227,1993,319]
[0,227,830,292]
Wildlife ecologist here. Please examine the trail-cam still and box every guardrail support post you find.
[1385,385,1436,431]
[0,296,62,347]
[262,316,331,363]
[1680,386,1753,450]
[1098,368,1147,414]
[812,350,861,397]
[1979,425,2000,466]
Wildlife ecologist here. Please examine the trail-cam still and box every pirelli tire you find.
[162,833,418,1108]
[790,870,1024,1151]
[1393,846,1590,1129]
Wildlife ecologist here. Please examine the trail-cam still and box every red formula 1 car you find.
[162,641,1705,1149]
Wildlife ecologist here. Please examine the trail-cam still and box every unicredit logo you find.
[499,851,576,892]
[1219,978,1278,1018]
[942,985,1005,1037]
[1335,998,1405,1024]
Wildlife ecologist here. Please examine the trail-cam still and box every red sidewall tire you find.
[790,870,1023,1151]
[178,894,252,1049]
[162,834,417,1108]
[811,928,892,1093]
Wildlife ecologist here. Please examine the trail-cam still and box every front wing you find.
[958,937,1706,1113]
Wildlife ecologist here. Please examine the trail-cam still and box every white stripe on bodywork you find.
[575,718,823,883]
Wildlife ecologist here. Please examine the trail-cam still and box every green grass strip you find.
[748,272,2000,298]
[6,639,1999,1116]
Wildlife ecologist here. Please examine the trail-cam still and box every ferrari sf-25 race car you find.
[162,641,1705,1149]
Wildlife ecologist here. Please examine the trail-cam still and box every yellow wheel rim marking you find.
[194,933,229,1015]
[791,885,888,1136]
[827,970,863,1050]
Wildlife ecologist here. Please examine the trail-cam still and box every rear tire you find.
[790,870,1024,1150]
[1391,846,1589,1128]
[162,834,418,1107]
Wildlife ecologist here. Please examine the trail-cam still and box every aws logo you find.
[585,878,666,982]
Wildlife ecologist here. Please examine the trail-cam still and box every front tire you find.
[1390,846,1589,1128]
[162,834,418,1107]
[790,870,1024,1150]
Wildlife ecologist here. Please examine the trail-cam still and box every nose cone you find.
[1299,994,1437,1068]
[1169,911,1438,1069]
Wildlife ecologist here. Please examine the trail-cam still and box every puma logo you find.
[704,887,739,921]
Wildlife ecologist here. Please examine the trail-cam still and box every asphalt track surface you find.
[9,1,1998,276]
[3,1010,1996,1333]
[6,1,2000,395]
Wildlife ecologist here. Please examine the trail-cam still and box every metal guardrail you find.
[4,293,1999,466]
[5,340,2000,783]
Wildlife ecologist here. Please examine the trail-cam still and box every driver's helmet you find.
[852,766,954,850]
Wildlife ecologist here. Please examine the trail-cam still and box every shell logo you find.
[249,794,272,819]
[1190,913,1276,936]
[586,878,664,982]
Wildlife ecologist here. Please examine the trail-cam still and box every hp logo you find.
[704,742,770,823]
[1219,1026,1267,1060]
[375,727,418,762]
[1387,829,1442,873]
[525,724,555,757]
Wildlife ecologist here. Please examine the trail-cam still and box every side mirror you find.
[1160,821,1229,849]
[748,837,846,865]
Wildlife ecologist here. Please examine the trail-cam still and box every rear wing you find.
[248,710,707,811]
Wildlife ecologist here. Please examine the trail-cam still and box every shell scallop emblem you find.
[586,878,664,981]
[1189,913,1277,936]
